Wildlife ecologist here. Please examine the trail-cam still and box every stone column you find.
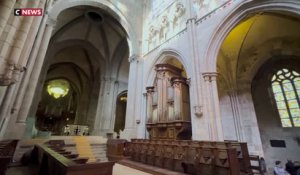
[109,80,119,131]
[146,86,154,123]
[100,77,118,133]
[120,55,139,139]
[186,15,207,140]
[92,78,107,135]
[0,85,15,138]
[227,89,244,141]
[202,72,224,141]
[9,12,47,125]
[0,0,30,85]
[137,93,147,138]
[12,18,55,138]
[2,5,36,85]
[0,0,16,38]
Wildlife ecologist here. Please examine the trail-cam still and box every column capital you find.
[129,54,141,63]
[202,72,218,82]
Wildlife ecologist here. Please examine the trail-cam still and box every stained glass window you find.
[271,68,300,127]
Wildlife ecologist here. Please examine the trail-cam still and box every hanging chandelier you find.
[47,79,70,99]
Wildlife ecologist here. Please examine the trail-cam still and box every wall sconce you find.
[136,119,141,124]
[194,106,203,117]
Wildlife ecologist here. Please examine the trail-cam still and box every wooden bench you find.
[0,140,18,175]
[32,144,115,175]
[109,139,251,175]
[106,139,129,161]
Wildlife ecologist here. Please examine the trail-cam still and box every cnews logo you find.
[14,8,43,16]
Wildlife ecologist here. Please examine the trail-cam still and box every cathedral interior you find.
[0,0,300,175]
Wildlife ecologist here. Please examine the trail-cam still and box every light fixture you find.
[120,96,127,101]
[47,79,70,99]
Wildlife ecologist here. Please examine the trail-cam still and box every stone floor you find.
[5,163,153,175]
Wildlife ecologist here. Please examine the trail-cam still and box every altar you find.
[63,125,90,136]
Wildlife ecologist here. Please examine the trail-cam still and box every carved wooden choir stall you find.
[107,63,253,175]
[146,64,191,140]
[107,139,252,175]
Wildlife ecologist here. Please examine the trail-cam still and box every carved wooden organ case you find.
[146,64,191,140]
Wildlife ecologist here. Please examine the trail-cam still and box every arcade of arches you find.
[0,0,300,173]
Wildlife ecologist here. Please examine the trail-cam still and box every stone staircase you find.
[91,143,108,162]
[73,136,96,162]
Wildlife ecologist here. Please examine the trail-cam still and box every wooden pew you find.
[0,140,18,175]
[109,139,251,175]
[32,144,115,175]
[106,139,128,161]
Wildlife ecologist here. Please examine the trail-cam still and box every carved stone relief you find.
[146,0,186,51]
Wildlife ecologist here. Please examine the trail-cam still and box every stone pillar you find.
[11,18,55,138]
[137,93,147,138]
[146,86,154,123]
[120,55,139,139]
[9,12,47,126]
[92,78,107,135]
[202,72,224,141]
[0,0,31,86]
[186,16,207,140]
[100,77,118,133]
[0,0,16,38]
[2,6,36,85]
[227,89,244,141]
[110,80,119,131]
[0,85,16,138]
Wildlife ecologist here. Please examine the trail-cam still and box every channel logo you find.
[14,8,43,16]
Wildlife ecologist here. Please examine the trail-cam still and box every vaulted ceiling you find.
[217,12,300,92]
[45,5,130,95]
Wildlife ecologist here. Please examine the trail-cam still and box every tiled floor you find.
[113,164,152,175]
[6,163,153,175]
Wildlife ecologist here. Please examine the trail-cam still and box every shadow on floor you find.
[6,165,39,175]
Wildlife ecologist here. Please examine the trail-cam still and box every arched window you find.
[271,68,300,127]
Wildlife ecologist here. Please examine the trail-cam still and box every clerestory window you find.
[271,68,300,127]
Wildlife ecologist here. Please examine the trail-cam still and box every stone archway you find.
[205,0,300,72]
[114,91,127,135]
[20,3,132,138]
[48,0,138,57]
[211,1,300,168]
[252,58,300,168]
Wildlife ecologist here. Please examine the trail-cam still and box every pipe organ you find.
[146,64,191,140]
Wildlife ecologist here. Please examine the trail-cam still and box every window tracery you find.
[271,68,300,127]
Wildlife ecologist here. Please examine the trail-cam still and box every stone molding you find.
[46,17,57,27]
[202,72,218,82]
